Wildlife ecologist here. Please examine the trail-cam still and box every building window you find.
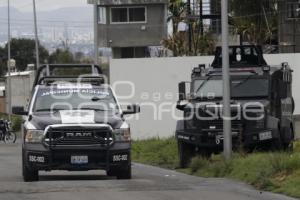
[287,2,300,19]
[111,8,128,23]
[111,7,146,23]
[129,7,146,22]
[98,7,107,24]
[120,47,147,58]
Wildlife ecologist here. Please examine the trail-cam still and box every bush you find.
[11,115,22,132]
[132,137,179,169]
[0,113,22,132]
[189,156,209,173]
[293,140,300,153]
[132,138,300,198]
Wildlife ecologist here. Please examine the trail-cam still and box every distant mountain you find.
[0,6,93,24]
[0,6,93,48]
[37,7,93,22]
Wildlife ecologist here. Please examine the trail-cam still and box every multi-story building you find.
[278,0,300,53]
[88,0,168,58]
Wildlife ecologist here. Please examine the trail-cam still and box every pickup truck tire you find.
[116,166,132,180]
[107,165,132,180]
[22,156,39,182]
[178,141,194,168]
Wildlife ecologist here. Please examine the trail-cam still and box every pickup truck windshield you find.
[33,87,119,112]
[193,78,269,98]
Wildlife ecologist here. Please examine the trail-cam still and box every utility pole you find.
[7,0,12,122]
[221,0,232,161]
[199,0,204,36]
[33,0,40,71]
[93,4,99,65]
[187,0,192,54]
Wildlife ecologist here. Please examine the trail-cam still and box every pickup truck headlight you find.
[113,128,131,142]
[25,130,44,143]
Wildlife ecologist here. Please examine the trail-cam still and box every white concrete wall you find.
[110,54,300,139]
[6,71,35,112]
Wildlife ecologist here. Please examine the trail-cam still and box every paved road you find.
[0,144,298,200]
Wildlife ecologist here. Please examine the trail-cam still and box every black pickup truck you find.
[13,64,140,181]
[176,46,295,167]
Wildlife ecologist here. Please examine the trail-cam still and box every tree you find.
[163,0,216,56]
[0,46,6,76]
[162,31,215,56]
[230,0,278,45]
[48,48,75,64]
[4,38,49,71]
[168,0,187,32]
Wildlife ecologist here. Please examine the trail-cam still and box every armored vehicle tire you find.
[197,148,213,159]
[282,126,295,152]
[178,141,195,168]
[22,156,39,182]
[107,166,132,180]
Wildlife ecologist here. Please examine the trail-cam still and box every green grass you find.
[132,137,178,169]
[132,138,300,198]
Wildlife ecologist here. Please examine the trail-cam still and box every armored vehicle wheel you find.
[197,148,213,159]
[178,141,195,168]
[282,126,295,152]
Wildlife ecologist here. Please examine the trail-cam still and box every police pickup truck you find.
[176,46,295,167]
[13,64,140,181]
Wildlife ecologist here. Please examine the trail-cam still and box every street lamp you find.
[94,4,99,65]
[33,0,40,71]
[7,0,12,122]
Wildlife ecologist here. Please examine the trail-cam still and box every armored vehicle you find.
[176,46,295,167]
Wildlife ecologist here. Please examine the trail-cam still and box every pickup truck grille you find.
[206,119,242,130]
[44,127,113,147]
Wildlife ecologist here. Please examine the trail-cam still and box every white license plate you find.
[71,156,88,164]
[259,131,272,141]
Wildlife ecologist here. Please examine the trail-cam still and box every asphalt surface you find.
[0,143,298,200]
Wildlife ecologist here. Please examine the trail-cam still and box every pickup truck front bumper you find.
[23,142,130,171]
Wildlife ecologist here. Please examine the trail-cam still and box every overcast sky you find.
[0,0,89,12]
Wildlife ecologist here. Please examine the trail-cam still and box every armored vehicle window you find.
[211,46,267,68]
[193,79,223,98]
[193,78,269,99]
[231,79,269,98]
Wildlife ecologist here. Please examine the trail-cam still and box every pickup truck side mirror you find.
[123,104,140,115]
[12,106,28,116]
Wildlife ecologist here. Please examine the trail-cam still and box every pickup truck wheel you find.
[108,165,132,180]
[178,141,194,168]
[22,157,39,182]
[116,166,132,180]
